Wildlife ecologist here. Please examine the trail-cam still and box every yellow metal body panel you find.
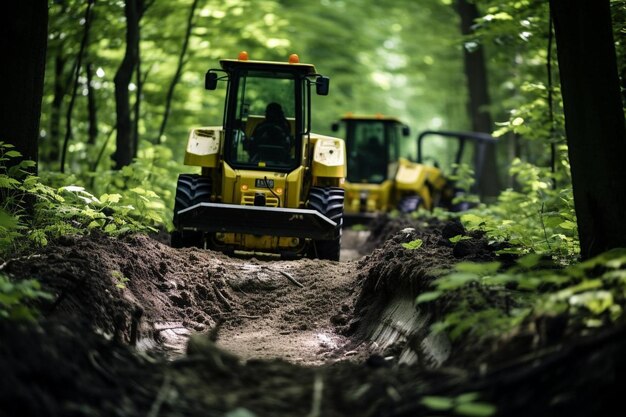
[310,134,346,184]
[215,233,302,251]
[184,127,222,167]
[394,158,445,210]
[214,163,309,252]
[344,180,393,214]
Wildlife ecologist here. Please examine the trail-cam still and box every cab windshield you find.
[346,120,399,183]
[225,70,301,171]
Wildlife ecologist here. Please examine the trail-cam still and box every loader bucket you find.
[176,203,340,240]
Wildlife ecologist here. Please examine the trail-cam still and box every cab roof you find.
[219,59,318,75]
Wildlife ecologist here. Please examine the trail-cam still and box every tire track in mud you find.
[214,259,359,365]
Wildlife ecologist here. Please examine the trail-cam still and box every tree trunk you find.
[456,0,500,198]
[550,0,626,259]
[113,0,140,169]
[87,63,98,146]
[156,0,200,144]
[49,50,67,164]
[60,0,95,173]
[0,2,48,174]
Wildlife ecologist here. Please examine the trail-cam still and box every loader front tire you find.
[307,187,344,261]
[171,174,212,248]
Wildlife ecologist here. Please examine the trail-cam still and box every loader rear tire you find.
[171,174,212,248]
[307,187,344,261]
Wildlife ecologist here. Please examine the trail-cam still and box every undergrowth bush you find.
[418,249,626,344]
[440,157,579,263]
[0,141,176,257]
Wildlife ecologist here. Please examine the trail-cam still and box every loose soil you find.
[1,216,625,416]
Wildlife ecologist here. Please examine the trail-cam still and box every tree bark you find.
[456,0,500,198]
[49,46,67,164]
[156,0,200,144]
[550,0,626,259]
[86,63,98,146]
[113,0,141,169]
[60,0,95,173]
[0,2,48,175]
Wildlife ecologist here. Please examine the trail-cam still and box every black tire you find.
[171,174,212,248]
[398,195,423,213]
[307,186,344,261]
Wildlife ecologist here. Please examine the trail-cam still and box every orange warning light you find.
[288,54,300,64]
[238,51,249,61]
[275,187,283,195]
[241,184,249,191]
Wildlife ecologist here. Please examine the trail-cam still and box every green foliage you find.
[418,249,626,343]
[421,392,496,416]
[460,159,579,261]
[449,234,472,244]
[402,239,423,250]
[0,274,52,321]
[0,142,167,257]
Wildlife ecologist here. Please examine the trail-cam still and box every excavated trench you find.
[1,216,495,416]
[131,227,452,367]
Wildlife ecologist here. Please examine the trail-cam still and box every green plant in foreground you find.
[0,141,170,257]
[459,158,579,262]
[417,249,626,342]
[0,274,52,321]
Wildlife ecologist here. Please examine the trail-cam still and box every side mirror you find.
[205,71,218,90]
[331,122,340,132]
[316,76,330,96]
[402,125,411,137]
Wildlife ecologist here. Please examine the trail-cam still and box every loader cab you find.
[333,115,410,184]
[207,53,328,173]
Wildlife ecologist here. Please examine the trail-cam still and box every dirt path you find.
[142,229,376,364]
[215,258,359,365]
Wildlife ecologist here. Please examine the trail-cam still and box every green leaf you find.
[461,213,485,227]
[568,290,613,315]
[449,235,472,243]
[454,402,497,417]
[402,239,423,250]
[0,209,19,230]
[421,396,454,411]
[416,291,442,304]
[558,220,577,230]
[100,193,122,204]
[0,176,20,188]
[456,392,480,404]
[516,253,542,269]
[4,150,22,158]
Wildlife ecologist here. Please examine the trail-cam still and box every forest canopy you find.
[1,0,625,259]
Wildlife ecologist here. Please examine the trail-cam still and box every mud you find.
[1,215,624,416]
